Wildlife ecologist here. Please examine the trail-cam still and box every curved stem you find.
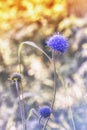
[18,41,53,130]
[43,50,57,130]
[18,41,58,130]
[18,42,52,63]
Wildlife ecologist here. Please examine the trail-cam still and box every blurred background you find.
[0,0,87,130]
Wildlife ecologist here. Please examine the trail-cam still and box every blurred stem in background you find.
[11,73,26,130]
[43,50,57,130]
[57,69,76,130]
[15,80,25,130]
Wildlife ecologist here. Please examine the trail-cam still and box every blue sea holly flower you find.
[38,106,51,118]
[46,34,68,53]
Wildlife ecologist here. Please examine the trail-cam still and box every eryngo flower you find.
[38,106,51,118]
[46,34,68,53]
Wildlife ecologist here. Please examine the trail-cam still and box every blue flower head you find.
[38,106,51,118]
[46,34,68,53]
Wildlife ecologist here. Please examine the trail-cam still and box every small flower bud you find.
[38,106,51,118]
[11,72,22,82]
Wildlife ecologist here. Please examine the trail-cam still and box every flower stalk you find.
[15,80,25,130]
[11,73,26,130]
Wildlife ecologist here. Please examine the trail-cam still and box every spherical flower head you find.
[46,34,68,53]
[38,106,51,118]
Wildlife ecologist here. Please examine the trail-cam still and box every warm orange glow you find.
[0,0,67,31]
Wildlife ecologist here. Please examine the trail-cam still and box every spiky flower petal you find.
[46,34,68,53]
